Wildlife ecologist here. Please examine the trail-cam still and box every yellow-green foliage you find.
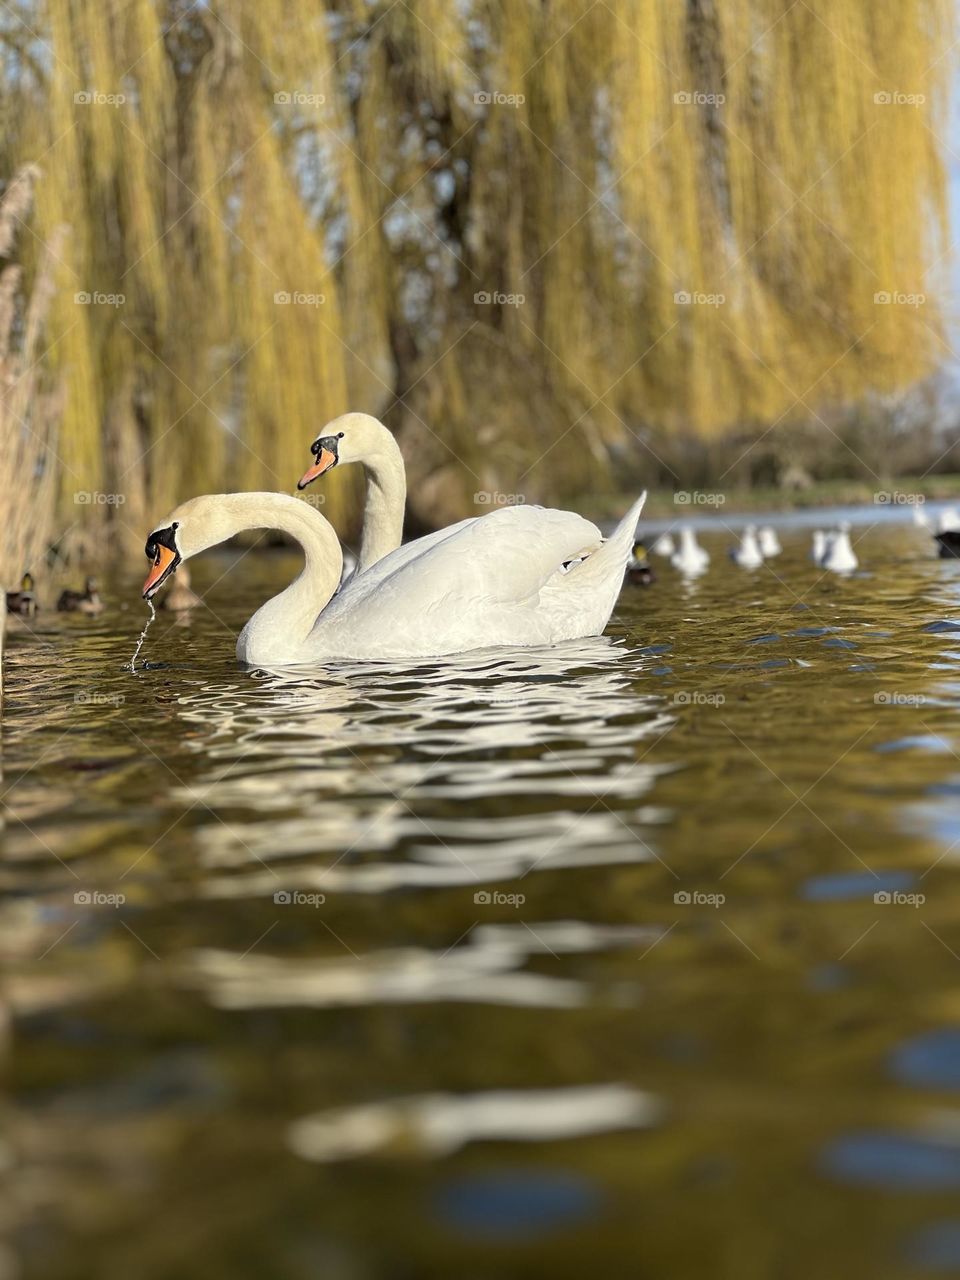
[2,0,953,538]
[0,165,63,588]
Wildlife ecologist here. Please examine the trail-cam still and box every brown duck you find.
[57,576,104,615]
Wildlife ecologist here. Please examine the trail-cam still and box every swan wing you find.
[308,497,645,660]
[313,505,604,655]
[332,505,602,613]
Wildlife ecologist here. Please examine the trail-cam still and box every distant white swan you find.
[670,526,709,575]
[731,525,764,569]
[650,532,675,557]
[821,523,858,573]
[811,530,829,564]
[142,491,647,665]
[758,526,781,557]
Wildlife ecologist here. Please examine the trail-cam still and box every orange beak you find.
[298,447,337,489]
[142,545,177,598]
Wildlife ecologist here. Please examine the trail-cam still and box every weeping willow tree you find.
[0,0,953,544]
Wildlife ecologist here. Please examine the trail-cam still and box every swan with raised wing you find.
[142,491,646,666]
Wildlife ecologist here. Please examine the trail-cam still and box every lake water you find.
[5,512,960,1278]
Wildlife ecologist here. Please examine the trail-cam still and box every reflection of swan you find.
[142,491,647,665]
[170,639,673,892]
[188,921,661,1011]
[287,1083,661,1161]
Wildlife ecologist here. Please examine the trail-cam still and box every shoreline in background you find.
[584,474,960,525]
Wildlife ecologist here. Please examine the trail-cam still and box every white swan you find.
[811,530,829,564]
[670,526,709,575]
[757,526,781,557]
[730,525,764,569]
[297,412,407,573]
[650,532,675,557]
[821,523,858,573]
[142,491,647,666]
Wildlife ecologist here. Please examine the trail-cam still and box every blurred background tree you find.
[0,0,954,552]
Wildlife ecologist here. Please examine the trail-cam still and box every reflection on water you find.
[4,518,960,1277]
[287,1084,661,1161]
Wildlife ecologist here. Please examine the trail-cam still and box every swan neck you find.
[359,441,406,572]
[213,494,341,658]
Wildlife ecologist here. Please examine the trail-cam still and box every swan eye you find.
[337,432,344,439]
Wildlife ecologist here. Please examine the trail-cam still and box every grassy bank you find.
[584,475,960,522]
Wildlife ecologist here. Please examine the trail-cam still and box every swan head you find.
[142,494,240,598]
[297,412,396,489]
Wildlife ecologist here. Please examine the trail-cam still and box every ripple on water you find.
[822,1132,960,1191]
[892,1029,960,1091]
[433,1170,602,1240]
